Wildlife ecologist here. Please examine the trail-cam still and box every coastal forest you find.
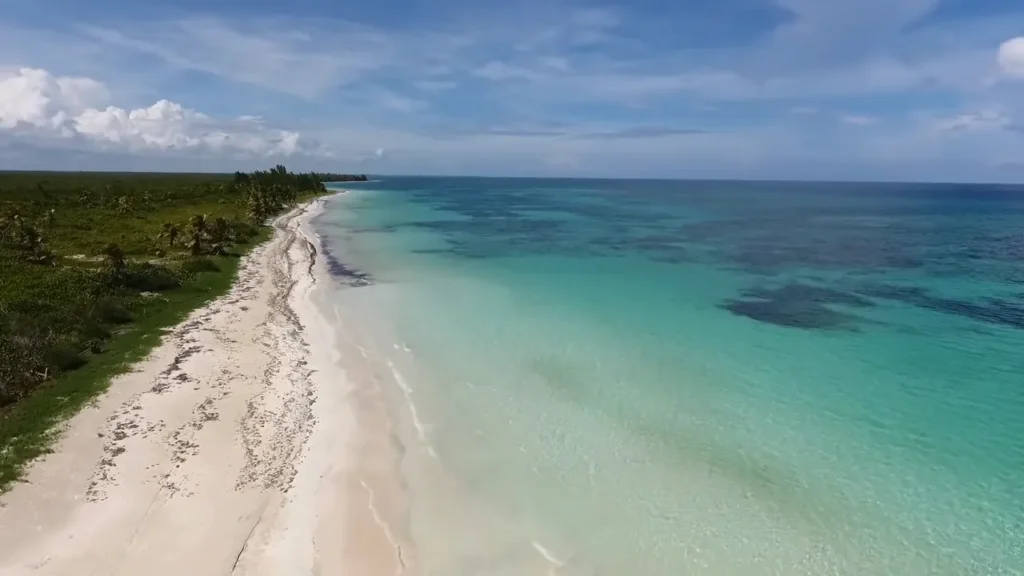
[0,166,344,486]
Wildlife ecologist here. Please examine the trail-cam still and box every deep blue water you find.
[316,178,1024,575]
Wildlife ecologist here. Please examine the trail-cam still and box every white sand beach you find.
[0,200,411,575]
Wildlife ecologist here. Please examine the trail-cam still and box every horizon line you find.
[4,169,1024,188]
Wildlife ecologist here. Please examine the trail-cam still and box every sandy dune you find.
[0,202,407,575]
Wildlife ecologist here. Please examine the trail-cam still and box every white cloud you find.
[81,19,399,99]
[841,114,878,126]
[6,6,1006,110]
[566,7,620,46]
[474,61,545,82]
[375,91,426,114]
[466,49,996,106]
[998,37,1024,79]
[928,109,1016,133]
[412,79,457,92]
[0,67,109,132]
[538,56,571,72]
[0,67,302,156]
[569,8,620,31]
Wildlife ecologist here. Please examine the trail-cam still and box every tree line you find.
[0,165,337,408]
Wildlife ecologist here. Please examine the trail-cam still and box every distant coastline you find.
[316,173,368,182]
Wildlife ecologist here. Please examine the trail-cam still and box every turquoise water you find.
[316,179,1024,575]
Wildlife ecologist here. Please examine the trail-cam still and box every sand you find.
[0,200,410,575]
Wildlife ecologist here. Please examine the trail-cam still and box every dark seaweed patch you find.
[721,283,874,330]
[744,284,876,308]
[857,283,1024,330]
[721,298,861,330]
[320,245,372,286]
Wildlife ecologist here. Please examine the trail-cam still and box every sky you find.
[1,0,1024,181]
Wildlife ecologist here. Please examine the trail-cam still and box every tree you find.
[17,224,42,252]
[246,184,278,223]
[160,222,181,247]
[102,243,128,284]
[116,195,134,215]
[187,214,207,255]
[18,224,55,265]
[207,217,231,255]
[0,209,20,244]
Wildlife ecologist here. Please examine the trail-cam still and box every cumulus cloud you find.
[0,67,302,156]
[0,67,108,133]
[998,37,1024,79]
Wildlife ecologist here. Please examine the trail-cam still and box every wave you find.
[387,361,437,458]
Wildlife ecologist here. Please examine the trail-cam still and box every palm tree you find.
[102,243,128,284]
[188,214,207,255]
[246,185,271,223]
[25,243,56,265]
[0,209,20,244]
[20,225,55,265]
[17,224,42,252]
[207,217,231,255]
[160,222,181,247]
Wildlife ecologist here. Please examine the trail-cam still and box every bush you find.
[80,318,112,341]
[229,220,260,243]
[44,345,87,371]
[0,318,52,405]
[91,296,132,324]
[179,257,220,274]
[123,262,184,291]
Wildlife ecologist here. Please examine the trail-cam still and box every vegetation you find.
[312,172,368,182]
[0,166,339,489]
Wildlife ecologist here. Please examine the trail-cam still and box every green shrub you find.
[90,296,132,324]
[179,257,220,274]
[123,262,183,292]
[44,345,87,371]
[0,319,51,405]
[229,220,260,243]
[80,318,112,341]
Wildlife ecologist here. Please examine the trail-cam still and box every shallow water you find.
[314,179,1024,575]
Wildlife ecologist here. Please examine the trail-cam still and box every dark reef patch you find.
[721,283,875,330]
[721,298,861,330]
[724,280,1024,332]
[745,284,876,308]
[856,283,1024,330]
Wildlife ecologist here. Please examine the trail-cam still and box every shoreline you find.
[0,198,408,575]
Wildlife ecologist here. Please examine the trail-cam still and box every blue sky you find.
[1,0,1024,181]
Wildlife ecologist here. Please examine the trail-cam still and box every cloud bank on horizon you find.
[1,0,1024,181]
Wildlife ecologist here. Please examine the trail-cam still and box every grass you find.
[0,167,334,492]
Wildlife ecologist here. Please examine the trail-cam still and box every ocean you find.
[311,177,1024,575]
